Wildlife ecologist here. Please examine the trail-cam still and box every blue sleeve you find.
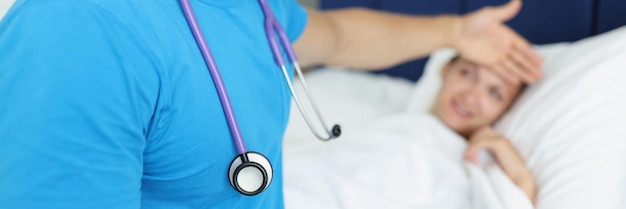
[0,1,160,208]
[283,0,308,42]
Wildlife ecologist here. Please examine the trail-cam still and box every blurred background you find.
[299,0,319,8]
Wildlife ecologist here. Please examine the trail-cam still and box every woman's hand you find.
[464,127,537,203]
[452,0,543,84]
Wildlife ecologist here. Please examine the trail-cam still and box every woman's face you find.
[432,58,522,138]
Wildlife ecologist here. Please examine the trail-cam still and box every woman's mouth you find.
[452,99,471,119]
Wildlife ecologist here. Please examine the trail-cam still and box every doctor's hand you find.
[464,127,537,203]
[452,0,543,84]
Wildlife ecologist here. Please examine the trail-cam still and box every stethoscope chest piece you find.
[180,0,338,196]
[228,152,273,196]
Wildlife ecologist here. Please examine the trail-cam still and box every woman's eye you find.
[489,88,503,101]
[461,68,474,78]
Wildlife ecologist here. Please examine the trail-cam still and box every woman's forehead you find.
[453,58,520,90]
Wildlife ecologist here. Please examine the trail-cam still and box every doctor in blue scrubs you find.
[0,0,541,208]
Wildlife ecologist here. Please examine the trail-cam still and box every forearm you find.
[514,170,537,204]
[493,140,537,204]
[325,8,459,70]
[467,128,538,204]
[308,8,459,70]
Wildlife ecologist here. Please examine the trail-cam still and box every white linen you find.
[284,113,532,209]
[466,160,534,209]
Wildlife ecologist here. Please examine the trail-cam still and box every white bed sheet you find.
[285,113,468,209]
[283,71,533,209]
[285,112,532,209]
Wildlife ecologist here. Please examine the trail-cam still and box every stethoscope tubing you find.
[258,0,338,141]
[180,0,339,153]
[180,0,340,196]
[179,0,248,154]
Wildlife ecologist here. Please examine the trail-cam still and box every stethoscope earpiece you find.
[331,124,342,138]
[228,152,273,196]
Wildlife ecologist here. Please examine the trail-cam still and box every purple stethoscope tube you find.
[179,0,247,155]
[180,0,342,196]
[179,0,341,156]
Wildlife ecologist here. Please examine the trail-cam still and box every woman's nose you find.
[460,85,480,105]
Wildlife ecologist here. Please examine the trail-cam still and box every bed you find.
[284,29,626,209]
[283,1,626,208]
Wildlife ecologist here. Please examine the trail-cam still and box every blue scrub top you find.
[0,0,307,208]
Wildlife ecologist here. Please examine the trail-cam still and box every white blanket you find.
[284,113,533,209]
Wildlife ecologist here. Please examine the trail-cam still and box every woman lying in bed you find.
[284,55,535,209]
[286,27,626,209]
[433,56,535,202]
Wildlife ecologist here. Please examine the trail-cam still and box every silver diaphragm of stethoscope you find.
[279,62,341,141]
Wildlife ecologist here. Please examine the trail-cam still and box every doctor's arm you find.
[293,0,543,84]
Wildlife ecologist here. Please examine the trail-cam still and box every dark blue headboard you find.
[320,0,626,81]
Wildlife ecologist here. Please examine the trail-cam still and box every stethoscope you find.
[179,0,342,196]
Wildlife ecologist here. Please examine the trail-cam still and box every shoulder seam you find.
[78,0,172,140]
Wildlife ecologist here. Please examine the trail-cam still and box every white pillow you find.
[494,27,626,209]
[404,48,456,113]
[407,26,626,208]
